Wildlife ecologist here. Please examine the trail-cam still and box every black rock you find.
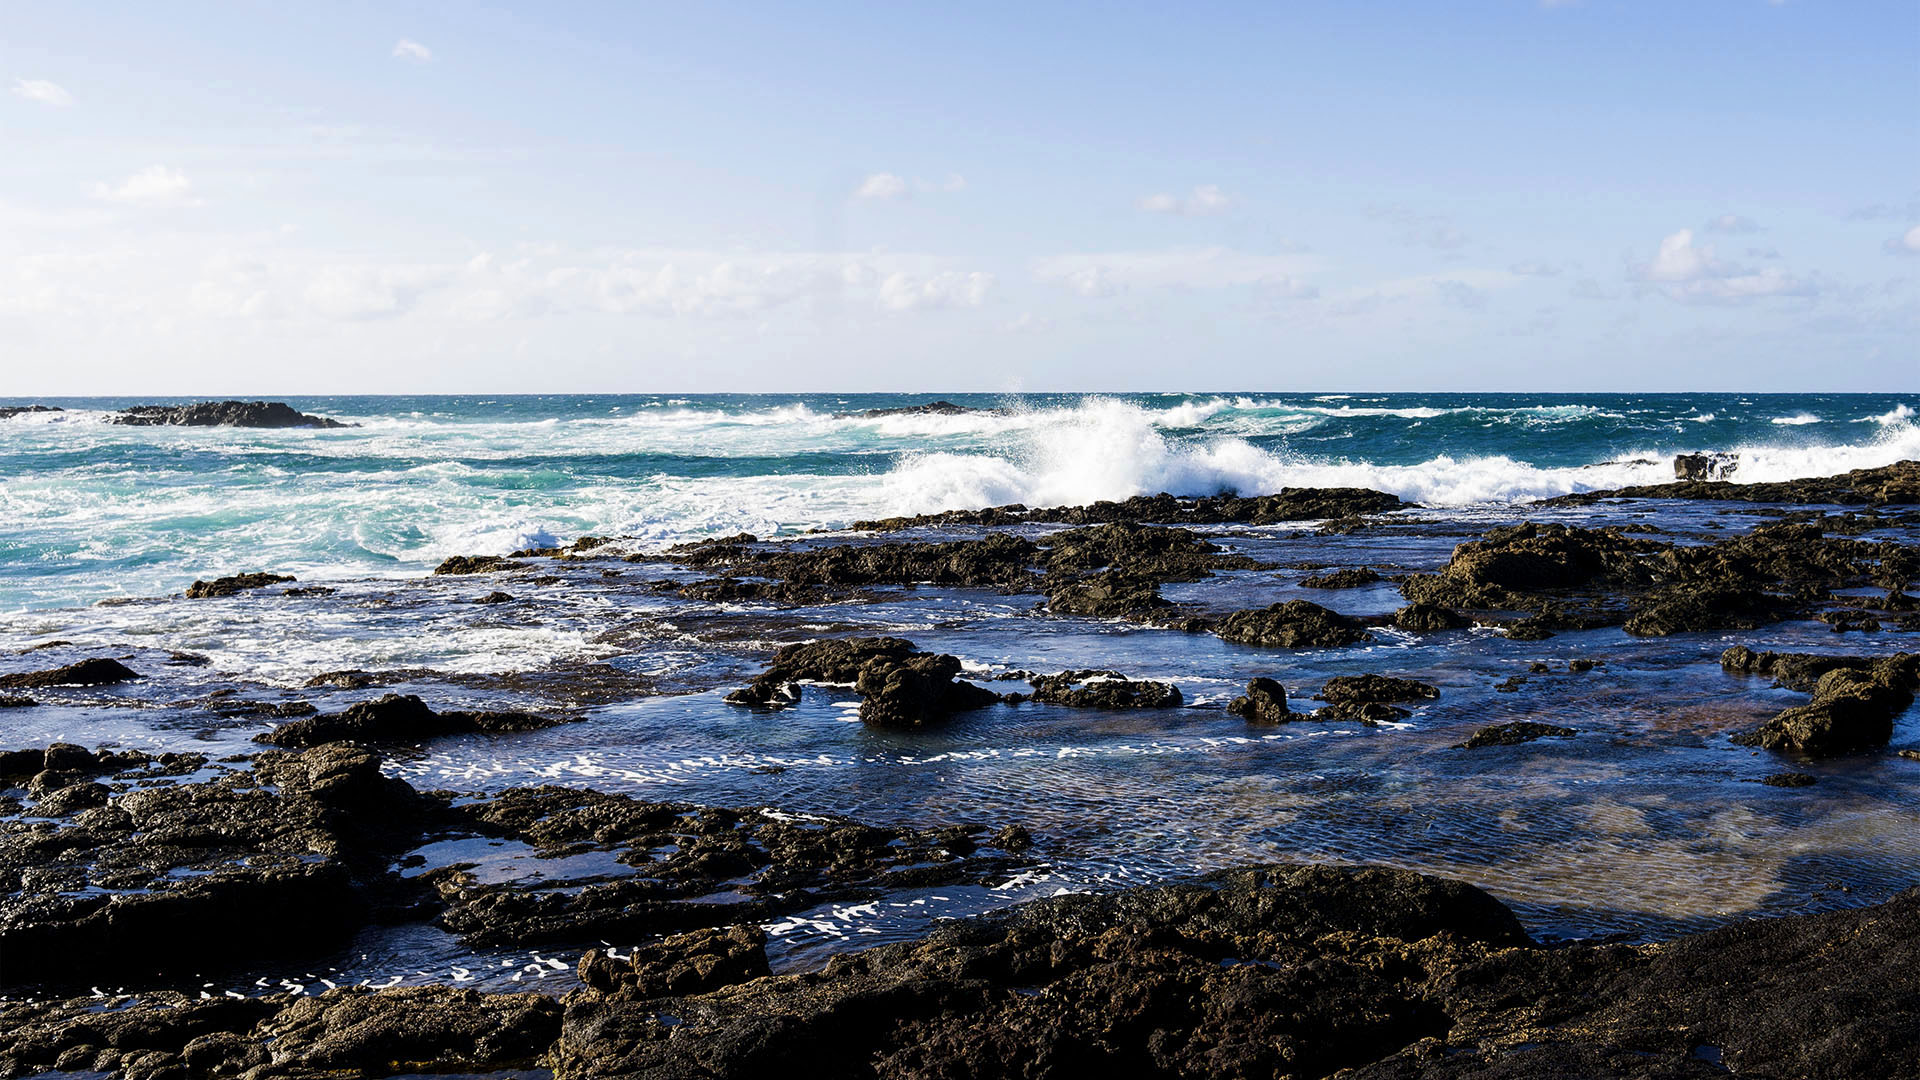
[185,572,296,598]
[1226,677,1290,722]
[0,657,142,689]
[109,400,349,428]
[1455,721,1578,749]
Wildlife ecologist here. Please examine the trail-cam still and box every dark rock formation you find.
[577,925,771,998]
[1046,569,1173,618]
[2,863,1918,1079]
[254,693,562,747]
[1732,654,1918,756]
[432,555,526,575]
[0,744,422,987]
[0,658,141,689]
[1545,458,1920,506]
[1025,670,1183,709]
[1318,674,1441,705]
[846,487,1405,530]
[0,405,61,420]
[1394,603,1469,631]
[1455,721,1578,749]
[184,572,295,598]
[108,400,349,428]
[1300,567,1384,588]
[1215,600,1373,648]
[722,636,998,727]
[1226,677,1290,722]
[0,696,36,708]
[835,400,983,418]
[473,590,515,604]
[1760,772,1817,787]
[1720,645,1879,691]
[856,652,1001,726]
[1673,451,1739,481]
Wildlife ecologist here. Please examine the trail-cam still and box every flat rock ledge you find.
[0,864,1913,1079]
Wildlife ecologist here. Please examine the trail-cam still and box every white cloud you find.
[877,270,995,311]
[854,172,909,200]
[91,166,199,207]
[1510,261,1560,277]
[1705,214,1760,234]
[1435,280,1487,310]
[11,78,73,106]
[1137,184,1232,216]
[392,39,434,62]
[1636,228,1813,303]
[1884,225,1920,256]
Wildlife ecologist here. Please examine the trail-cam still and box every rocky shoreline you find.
[2,461,1918,1077]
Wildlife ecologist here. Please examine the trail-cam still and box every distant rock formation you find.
[0,405,62,421]
[109,401,350,428]
[1674,451,1739,481]
[835,400,988,419]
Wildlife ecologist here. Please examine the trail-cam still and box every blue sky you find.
[2,1,1915,392]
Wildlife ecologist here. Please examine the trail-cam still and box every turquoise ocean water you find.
[2,392,1915,610]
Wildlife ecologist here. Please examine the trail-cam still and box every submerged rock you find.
[108,400,349,428]
[1215,600,1373,648]
[1226,677,1290,722]
[184,571,296,598]
[0,657,141,689]
[254,692,562,747]
[1455,721,1578,749]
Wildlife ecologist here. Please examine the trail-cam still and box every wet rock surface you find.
[846,487,1405,530]
[1731,653,1918,757]
[253,692,566,747]
[107,400,350,429]
[1226,676,1290,722]
[1546,458,1920,506]
[1022,669,1183,709]
[0,848,1914,1078]
[432,554,526,575]
[723,636,1001,726]
[1300,566,1384,589]
[1215,600,1374,648]
[0,657,142,689]
[184,572,297,599]
[1318,674,1441,705]
[0,405,62,421]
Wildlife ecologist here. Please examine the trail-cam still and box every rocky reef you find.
[107,401,351,429]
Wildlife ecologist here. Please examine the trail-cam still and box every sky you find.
[2,1,1916,393]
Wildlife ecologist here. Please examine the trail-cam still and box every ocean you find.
[2,391,1918,998]
[2,392,1916,610]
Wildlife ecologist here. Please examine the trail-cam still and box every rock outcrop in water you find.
[0,405,61,421]
[1673,451,1739,480]
[1455,721,1578,748]
[845,487,1405,530]
[1214,599,1374,648]
[184,572,296,598]
[1226,676,1290,721]
[723,636,1002,726]
[1022,669,1183,709]
[1729,652,1919,757]
[0,658,141,689]
[833,400,987,419]
[253,692,563,747]
[1546,458,1920,506]
[107,401,350,428]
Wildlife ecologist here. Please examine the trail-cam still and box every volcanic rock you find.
[254,693,562,747]
[0,658,141,689]
[1215,600,1373,648]
[1226,677,1290,722]
[1026,670,1183,709]
[1317,674,1440,706]
[108,400,349,428]
[184,572,296,598]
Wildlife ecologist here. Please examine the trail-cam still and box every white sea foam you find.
[1771,412,1823,426]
